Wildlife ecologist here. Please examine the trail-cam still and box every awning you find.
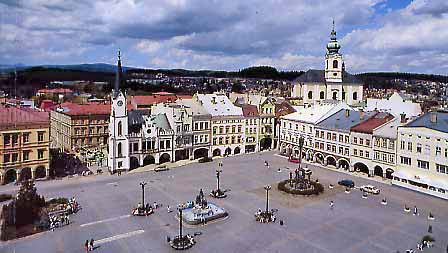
[393,170,447,189]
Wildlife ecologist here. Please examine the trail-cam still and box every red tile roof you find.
[242,104,259,117]
[37,88,73,94]
[131,94,192,106]
[57,102,111,116]
[40,100,57,112]
[0,105,49,128]
[350,112,394,134]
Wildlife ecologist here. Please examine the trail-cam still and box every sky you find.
[0,0,447,74]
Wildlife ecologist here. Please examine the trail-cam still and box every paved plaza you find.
[1,151,447,253]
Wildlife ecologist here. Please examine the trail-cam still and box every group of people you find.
[84,239,95,252]
[133,202,154,216]
[49,214,70,231]
[66,197,80,214]
[254,208,276,223]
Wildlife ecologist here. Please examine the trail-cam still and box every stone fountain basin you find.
[179,203,228,225]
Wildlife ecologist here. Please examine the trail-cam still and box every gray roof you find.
[317,109,375,132]
[128,110,147,126]
[404,111,448,133]
[151,113,171,130]
[294,69,362,84]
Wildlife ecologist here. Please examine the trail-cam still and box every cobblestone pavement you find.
[1,151,447,253]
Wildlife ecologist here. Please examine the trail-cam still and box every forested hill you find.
[356,72,448,88]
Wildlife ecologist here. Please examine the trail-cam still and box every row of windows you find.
[75,126,108,135]
[3,150,45,163]
[194,121,210,131]
[176,124,190,133]
[74,119,108,125]
[374,137,395,150]
[353,137,370,147]
[353,149,370,159]
[214,119,243,124]
[74,137,108,146]
[436,164,448,175]
[315,130,349,143]
[213,125,243,135]
[400,141,448,157]
[194,134,209,144]
[400,156,412,165]
[281,135,311,147]
[314,142,349,156]
[261,107,274,115]
[400,133,448,143]
[3,132,45,146]
[373,151,395,164]
[306,91,358,101]
[212,136,243,145]
[283,122,313,133]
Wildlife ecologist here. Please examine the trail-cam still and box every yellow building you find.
[0,105,50,184]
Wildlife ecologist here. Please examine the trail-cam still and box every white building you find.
[394,111,448,199]
[291,22,363,106]
[279,101,351,160]
[195,93,245,156]
[366,92,422,118]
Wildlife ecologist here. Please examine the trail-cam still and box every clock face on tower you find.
[117,101,123,106]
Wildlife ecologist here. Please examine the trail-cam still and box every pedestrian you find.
[167,205,171,213]
[85,240,89,252]
[153,201,158,209]
[279,220,284,226]
[89,238,94,251]
[330,200,334,210]
[167,236,171,243]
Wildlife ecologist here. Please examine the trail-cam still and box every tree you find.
[231,82,245,93]
[14,180,46,227]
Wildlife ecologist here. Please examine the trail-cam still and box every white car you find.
[360,185,380,194]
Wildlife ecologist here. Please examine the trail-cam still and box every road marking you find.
[106,182,119,185]
[96,230,145,245]
[80,214,131,227]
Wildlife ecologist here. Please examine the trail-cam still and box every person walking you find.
[84,240,89,252]
[167,205,171,213]
[330,201,334,210]
[89,238,94,251]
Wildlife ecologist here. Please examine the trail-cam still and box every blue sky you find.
[0,0,447,74]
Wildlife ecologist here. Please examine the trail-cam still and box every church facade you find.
[291,23,363,106]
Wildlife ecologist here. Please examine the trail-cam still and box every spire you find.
[326,19,340,54]
[114,49,123,97]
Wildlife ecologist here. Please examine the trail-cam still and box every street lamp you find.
[140,182,147,206]
[264,185,271,213]
[216,169,222,193]
[298,136,304,169]
[178,208,183,243]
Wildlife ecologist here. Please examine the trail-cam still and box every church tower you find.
[108,50,130,173]
[325,20,343,83]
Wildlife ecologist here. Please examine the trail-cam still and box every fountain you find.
[278,167,323,195]
[178,189,228,225]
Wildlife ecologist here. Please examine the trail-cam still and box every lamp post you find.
[140,182,147,206]
[178,208,183,242]
[298,136,304,169]
[216,169,222,193]
[264,185,271,213]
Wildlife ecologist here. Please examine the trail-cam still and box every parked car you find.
[198,157,213,163]
[288,158,299,163]
[360,185,380,194]
[155,165,169,172]
[338,179,355,188]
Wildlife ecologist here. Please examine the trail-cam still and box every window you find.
[118,121,122,136]
[213,127,217,134]
[12,153,18,162]
[166,140,171,149]
[353,92,358,101]
[445,148,448,158]
[353,137,357,144]
[400,156,411,165]
[333,60,338,69]
[307,91,313,99]
[424,145,430,155]
[332,91,337,100]
[345,136,349,143]
[4,154,10,163]
[360,138,364,145]
[12,134,18,145]
[389,141,395,150]
[407,142,412,151]
[381,139,386,148]
[315,130,319,138]
[23,151,30,161]
[359,150,364,157]
[38,149,44,159]
[339,135,343,142]
[366,139,370,146]
[436,146,441,156]
[133,143,138,152]
[117,143,122,156]
[417,143,422,153]
[332,133,336,141]
[375,138,380,147]
[400,141,405,150]
[320,91,325,99]
[327,133,331,140]
[342,92,346,100]
[23,133,30,143]
[436,164,448,174]
[353,149,358,156]
[417,160,429,170]
[238,126,242,133]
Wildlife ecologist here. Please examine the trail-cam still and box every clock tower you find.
[325,20,343,83]
[108,50,130,173]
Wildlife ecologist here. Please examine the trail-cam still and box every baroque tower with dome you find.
[291,22,363,106]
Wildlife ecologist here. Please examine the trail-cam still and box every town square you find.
[1,151,447,253]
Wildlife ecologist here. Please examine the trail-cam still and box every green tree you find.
[14,180,46,227]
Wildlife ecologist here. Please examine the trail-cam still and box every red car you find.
[288,158,300,163]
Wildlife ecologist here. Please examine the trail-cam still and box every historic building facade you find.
[0,106,50,184]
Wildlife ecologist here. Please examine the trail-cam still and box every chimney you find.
[345,109,350,118]
[359,109,365,120]
[400,113,407,123]
[430,112,437,123]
